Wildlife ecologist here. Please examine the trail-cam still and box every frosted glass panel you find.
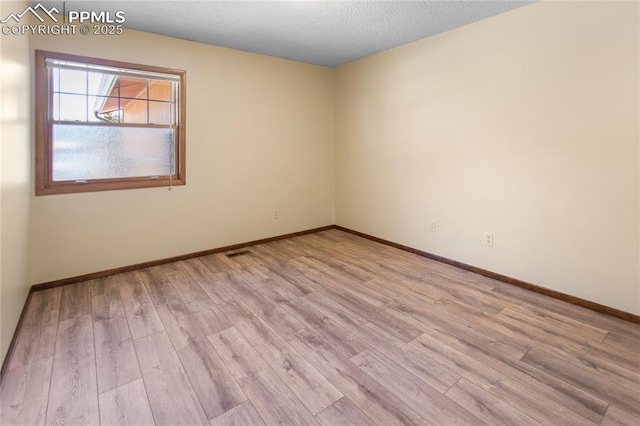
[52,124,174,181]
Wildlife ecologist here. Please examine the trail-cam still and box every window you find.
[35,50,186,195]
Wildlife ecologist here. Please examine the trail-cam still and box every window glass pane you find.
[119,76,147,100]
[88,71,114,96]
[59,69,87,94]
[58,94,87,121]
[149,101,172,125]
[87,95,102,122]
[90,96,121,122]
[148,81,172,101]
[52,124,174,181]
[121,100,148,124]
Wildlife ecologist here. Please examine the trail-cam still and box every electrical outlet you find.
[430,220,436,232]
[485,233,494,247]
[274,209,279,219]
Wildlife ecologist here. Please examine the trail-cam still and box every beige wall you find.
[1,0,32,363]
[334,1,640,314]
[30,29,335,284]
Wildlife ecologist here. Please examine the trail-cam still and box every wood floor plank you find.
[316,253,376,279]
[209,327,268,377]
[210,401,265,426]
[495,307,607,347]
[194,304,233,336]
[315,397,376,426]
[384,264,508,316]
[351,347,486,425]
[263,239,307,260]
[134,331,209,425]
[91,276,141,394]
[59,282,92,321]
[219,270,305,335]
[156,299,246,419]
[220,300,343,415]
[433,281,509,316]
[361,277,415,302]
[244,369,321,425]
[431,298,536,356]
[9,304,58,370]
[174,335,247,419]
[286,328,427,425]
[280,296,369,357]
[444,378,539,425]
[281,258,331,291]
[337,278,395,307]
[598,330,640,372]
[248,245,291,270]
[302,291,369,330]
[249,277,299,304]
[375,259,436,286]
[0,357,53,426]
[38,287,63,311]
[373,268,444,305]
[197,274,238,304]
[46,314,99,426]
[5,287,62,371]
[408,331,599,425]
[198,253,237,274]
[430,268,501,293]
[229,262,270,283]
[155,299,215,348]
[502,304,609,343]
[521,346,640,416]
[579,339,640,373]
[602,330,640,355]
[314,284,422,343]
[411,331,607,424]
[209,327,319,425]
[268,266,318,295]
[318,251,381,283]
[297,257,390,307]
[161,263,219,313]
[492,282,640,339]
[98,378,155,426]
[601,405,640,426]
[359,323,461,393]
[179,258,226,304]
[138,267,180,306]
[116,272,165,340]
[385,297,529,359]
[530,343,640,394]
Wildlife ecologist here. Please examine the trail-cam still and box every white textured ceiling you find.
[36,1,534,67]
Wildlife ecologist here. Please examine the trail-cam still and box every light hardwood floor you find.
[1,229,639,425]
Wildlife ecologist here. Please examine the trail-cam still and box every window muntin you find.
[35,51,186,195]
